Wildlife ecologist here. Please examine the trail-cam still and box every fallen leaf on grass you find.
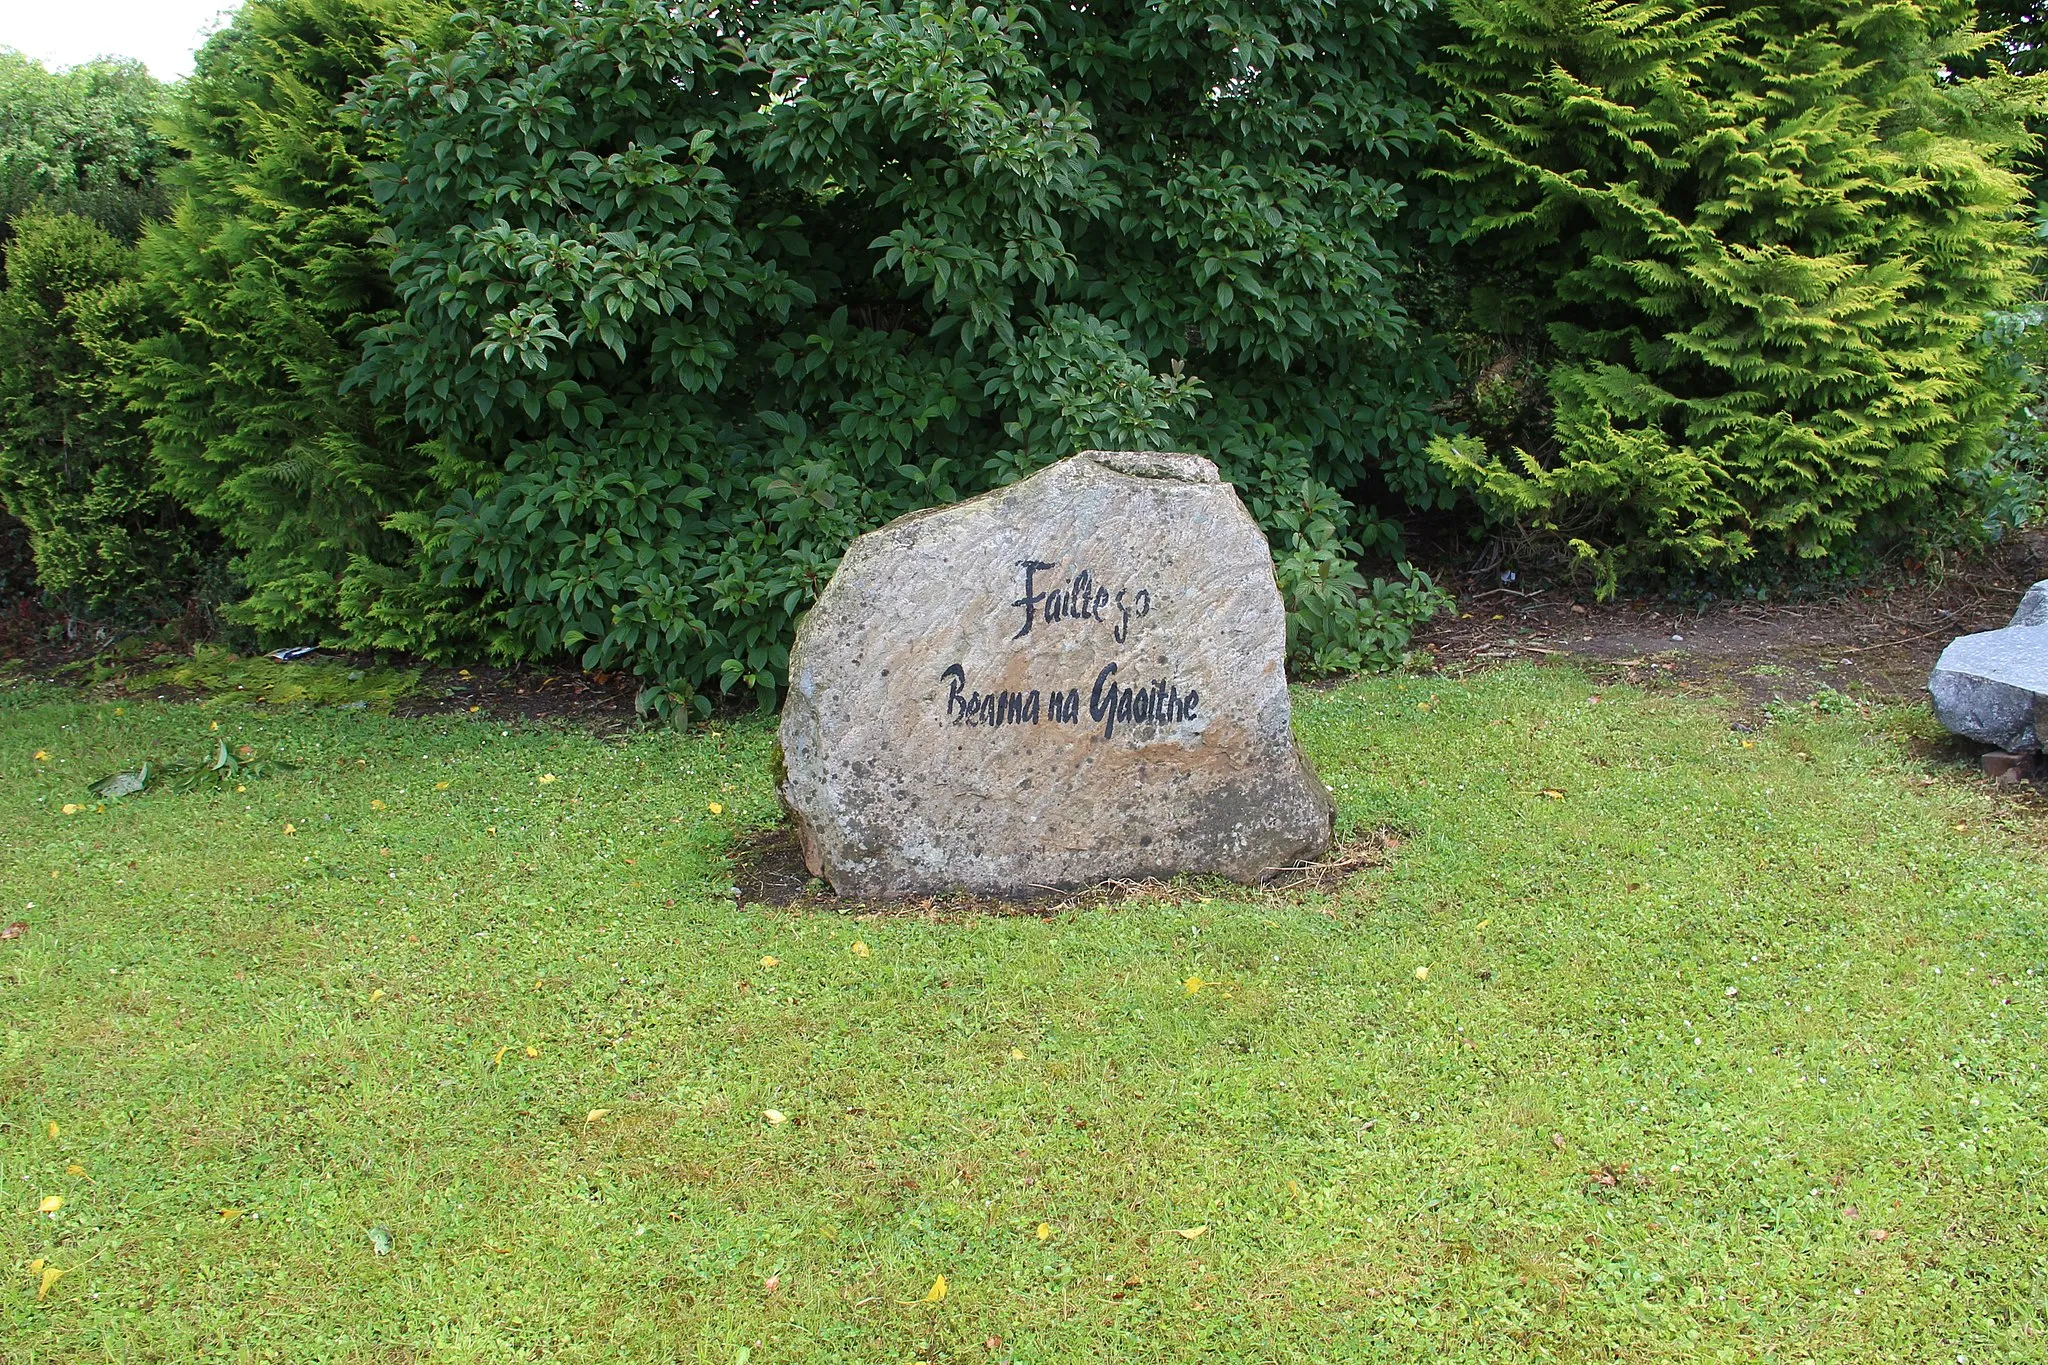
[923,1274,947,1303]
[46,1121,57,1138]
[2,922,26,939]
[60,803,83,815]
[1540,788,1565,800]
[34,750,48,761]
[759,955,779,968]
[1009,1047,1025,1061]
[1176,1225,1207,1240]
[1414,966,1429,981]
[1035,1222,1052,1241]
[368,989,384,1003]
[434,781,450,790]
[708,801,724,815]
[36,1264,64,1300]
[39,1195,62,1213]
[370,799,386,810]
[65,1165,85,1177]
[1869,1228,1891,1242]
[763,1273,781,1292]
[219,1208,243,1221]
[523,1045,539,1058]
[850,940,870,958]
[763,1109,788,1126]
[493,1046,509,1067]
[536,775,557,785]
[585,1109,611,1124]
[1183,974,1205,995]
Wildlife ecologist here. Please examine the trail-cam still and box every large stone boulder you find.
[778,450,1335,898]
[1929,581,2048,750]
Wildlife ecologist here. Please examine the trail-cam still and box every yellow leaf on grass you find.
[537,774,557,785]
[1177,1225,1207,1240]
[370,799,387,810]
[493,1046,509,1067]
[1183,975,1205,995]
[369,989,385,1003]
[220,1208,243,1221]
[759,955,779,968]
[46,1121,58,1138]
[34,751,48,761]
[763,1109,788,1126]
[850,940,870,958]
[1414,966,1429,981]
[1540,788,1565,800]
[65,1164,85,1177]
[37,1265,63,1300]
[1475,919,1491,931]
[1009,1048,1025,1061]
[524,1045,539,1058]
[585,1109,611,1124]
[435,781,450,790]
[282,822,296,835]
[60,804,81,816]
[923,1274,947,1303]
[708,801,724,815]
[1035,1222,1051,1241]
[39,1195,62,1213]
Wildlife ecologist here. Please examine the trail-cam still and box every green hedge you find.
[349,0,1455,711]
[6,0,2046,685]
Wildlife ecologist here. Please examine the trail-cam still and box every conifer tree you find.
[128,0,487,655]
[1430,0,2046,587]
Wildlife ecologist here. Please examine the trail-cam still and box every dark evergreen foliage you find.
[353,0,1453,710]
[0,211,201,616]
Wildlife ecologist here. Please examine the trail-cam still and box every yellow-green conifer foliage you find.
[1430,0,2046,588]
[128,0,484,656]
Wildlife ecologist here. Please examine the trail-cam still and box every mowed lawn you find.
[2,666,2043,1362]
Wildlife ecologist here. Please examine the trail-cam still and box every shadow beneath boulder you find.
[728,822,1403,918]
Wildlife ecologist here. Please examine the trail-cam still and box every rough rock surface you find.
[1929,580,2048,750]
[778,450,1335,898]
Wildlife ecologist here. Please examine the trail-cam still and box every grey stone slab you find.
[1928,625,2048,750]
[777,450,1334,898]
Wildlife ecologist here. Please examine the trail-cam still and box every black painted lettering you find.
[1012,560,1057,640]
[942,664,966,721]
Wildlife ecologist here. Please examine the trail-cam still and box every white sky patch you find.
[1,2,244,81]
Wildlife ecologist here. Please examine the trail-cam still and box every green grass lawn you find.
[2,666,2043,1362]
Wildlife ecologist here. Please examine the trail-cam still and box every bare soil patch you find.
[1410,530,2048,719]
